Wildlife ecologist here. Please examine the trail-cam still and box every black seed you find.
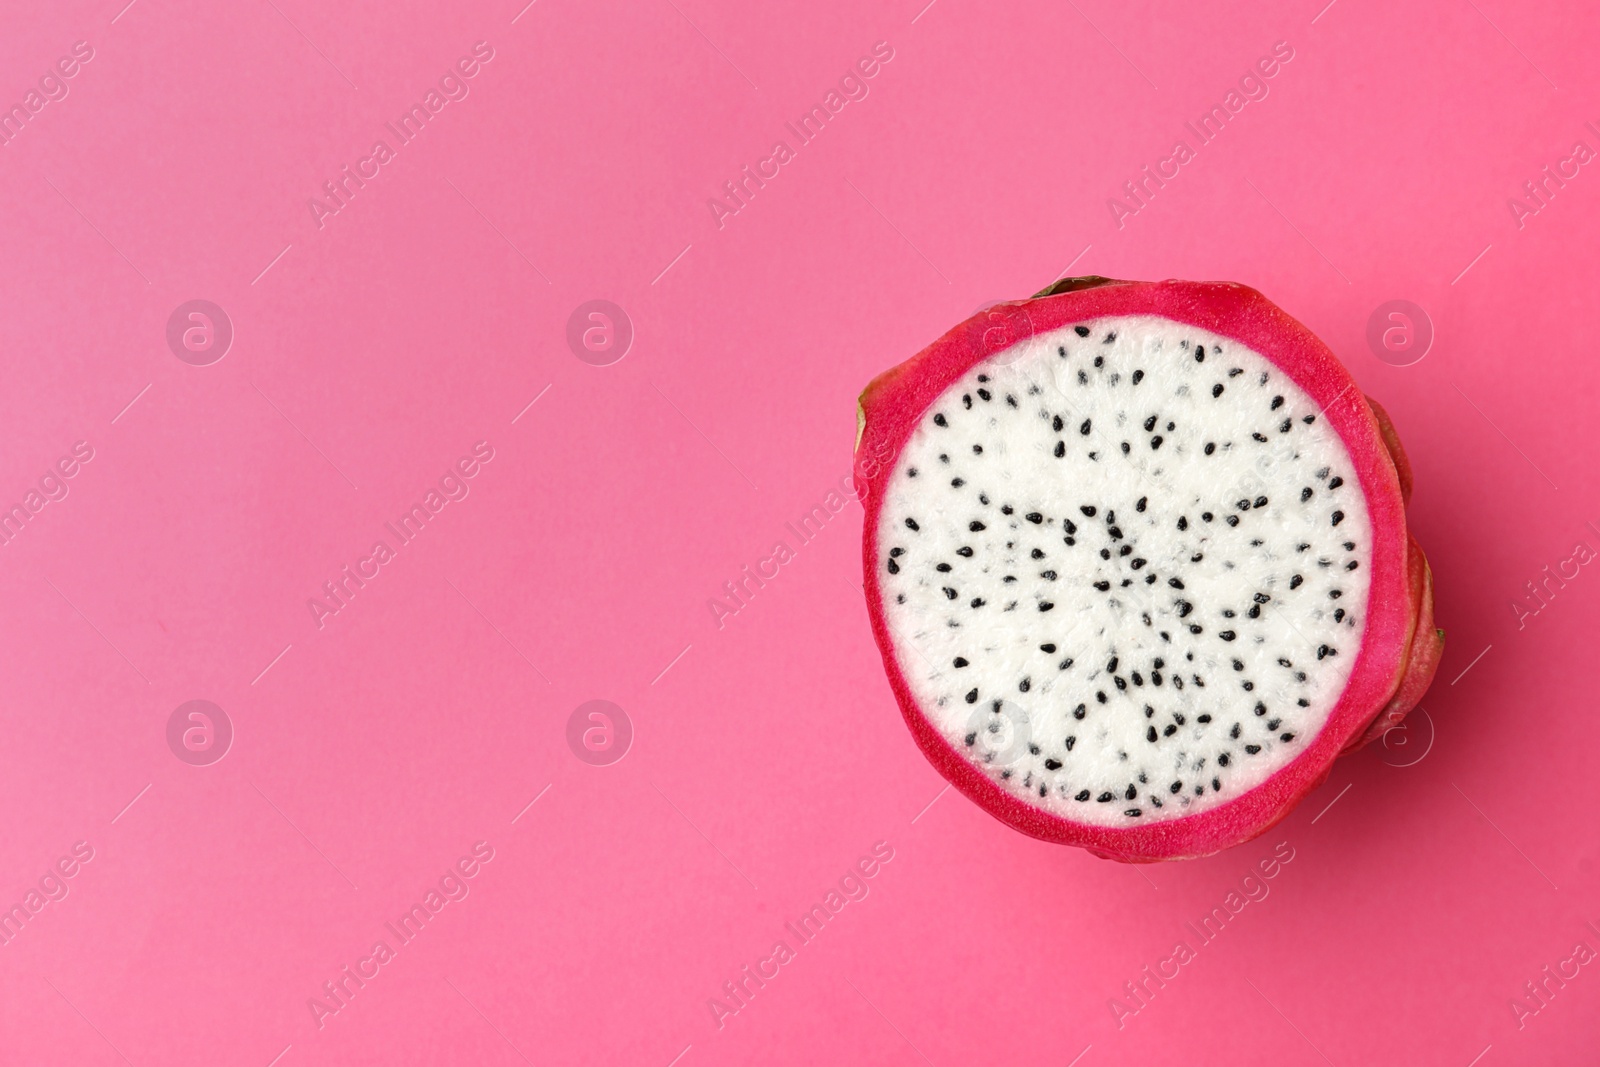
[1252,433,1268,442]
[1150,435,1164,449]
[1125,784,1137,800]
[1197,714,1211,723]
[1189,625,1203,634]
[1130,558,1147,570]
[1073,704,1087,719]
[1163,724,1177,736]
[1177,602,1193,618]
[1317,645,1335,659]
[971,598,986,608]
[1044,758,1061,770]
[978,389,991,401]
[1220,630,1236,641]
[935,563,950,573]
[1331,510,1345,526]
[1039,602,1054,611]
[1229,724,1241,739]
[1052,415,1064,432]
[1225,515,1240,527]
[1202,512,1213,522]
[1237,499,1252,511]
[943,587,957,600]
[905,518,920,531]
[933,414,947,427]
[1254,496,1268,509]
[1113,676,1126,691]
[1148,726,1158,742]
[1232,659,1244,671]
[1094,580,1110,591]
[1040,643,1056,653]
[1177,516,1188,531]
[953,657,968,667]
[1328,476,1344,489]
[1075,789,1091,801]
[1303,414,1315,424]
[1006,394,1018,408]
[1108,526,1123,540]
[970,520,986,531]
[1290,574,1303,589]
[1329,589,1343,599]
[972,445,983,454]
[1204,442,1216,455]
[1054,441,1066,458]
[1266,718,1281,730]
[1271,395,1284,410]
[1080,419,1092,435]
[1097,792,1114,802]
[1213,383,1224,397]
[1245,744,1262,755]
[1131,671,1144,686]
[965,689,978,703]
[962,395,972,409]
[1334,608,1345,622]
[1026,512,1043,524]
[957,547,973,557]
[1075,325,1090,337]
[886,558,899,574]
[1093,356,1104,368]
[952,477,965,488]
[964,733,976,745]
[1280,732,1295,742]
[1100,548,1111,560]
[1096,691,1107,704]
[890,547,904,557]
[1168,577,1185,589]
[1196,349,1205,362]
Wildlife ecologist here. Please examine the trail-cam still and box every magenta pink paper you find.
[1,1,1597,1064]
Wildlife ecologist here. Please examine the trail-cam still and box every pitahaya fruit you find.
[855,277,1442,861]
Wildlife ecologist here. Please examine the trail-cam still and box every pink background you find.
[0,0,1596,1064]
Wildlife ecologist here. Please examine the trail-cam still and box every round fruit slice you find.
[855,278,1440,861]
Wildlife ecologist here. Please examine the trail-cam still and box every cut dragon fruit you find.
[855,278,1442,861]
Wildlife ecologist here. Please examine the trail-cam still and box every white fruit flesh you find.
[877,316,1371,826]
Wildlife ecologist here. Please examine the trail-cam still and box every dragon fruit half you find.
[855,277,1442,861]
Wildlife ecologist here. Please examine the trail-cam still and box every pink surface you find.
[0,1,1596,1064]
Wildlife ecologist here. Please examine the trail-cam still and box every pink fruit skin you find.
[855,279,1438,861]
